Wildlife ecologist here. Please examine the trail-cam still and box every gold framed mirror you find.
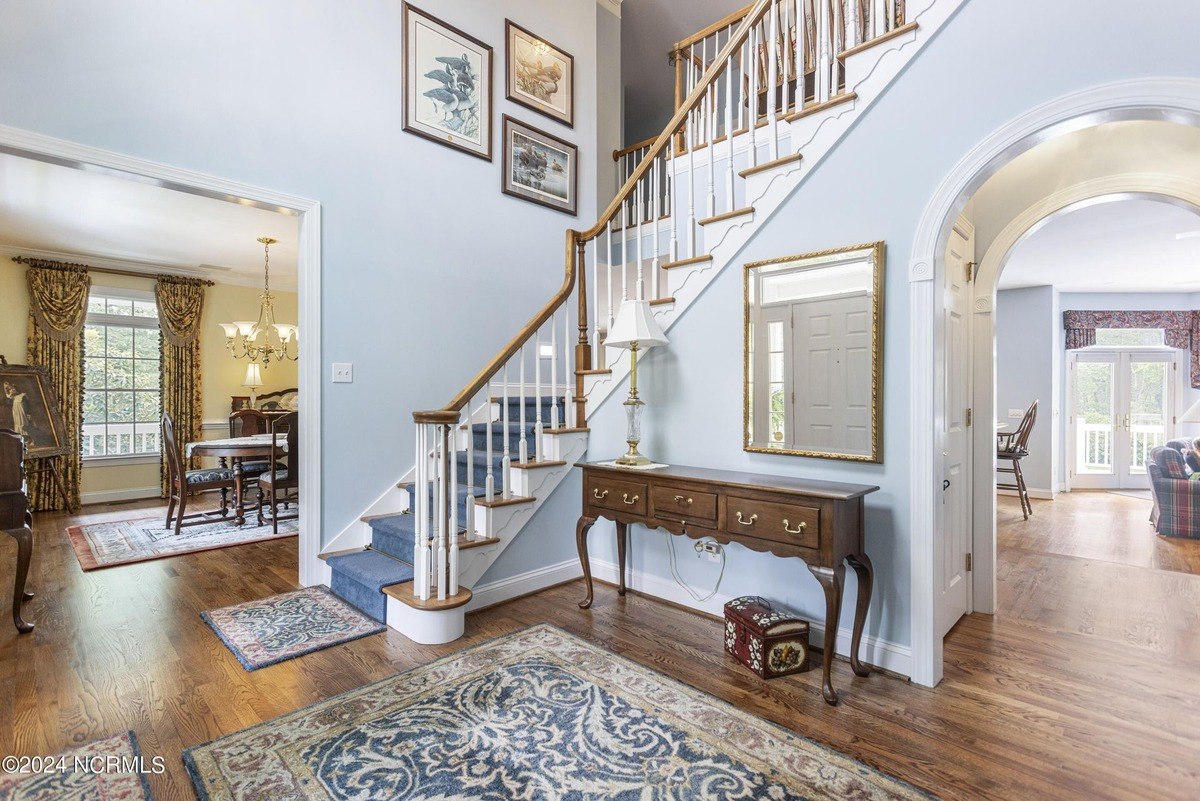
[743,242,884,463]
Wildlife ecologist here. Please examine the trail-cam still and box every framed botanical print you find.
[501,116,578,216]
[403,3,493,161]
[505,20,574,128]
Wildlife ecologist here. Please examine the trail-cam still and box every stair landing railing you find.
[409,0,906,602]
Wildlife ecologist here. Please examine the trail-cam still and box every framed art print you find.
[403,4,493,160]
[505,20,574,128]
[501,115,578,216]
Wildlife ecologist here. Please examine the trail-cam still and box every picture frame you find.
[505,20,575,128]
[501,115,579,216]
[0,362,71,459]
[403,3,493,161]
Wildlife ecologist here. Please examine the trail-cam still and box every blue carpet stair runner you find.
[325,397,562,623]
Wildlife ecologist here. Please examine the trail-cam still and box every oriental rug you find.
[0,731,153,800]
[68,515,297,570]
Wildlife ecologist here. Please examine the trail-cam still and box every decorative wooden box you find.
[723,596,810,679]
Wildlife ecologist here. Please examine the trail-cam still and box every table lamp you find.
[243,363,263,408]
[606,298,668,466]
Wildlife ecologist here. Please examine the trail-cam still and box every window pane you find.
[106,299,133,316]
[133,301,159,318]
[83,391,106,424]
[767,321,784,351]
[88,296,106,314]
[84,324,105,357]
[84,357,106,390]
[108,391,134,423]
[135,391,161,423]
[107,358,133,389]
[134,360,160,390]
[105,326,133,358]
[133,327,160,359]
[1094,328,1164,346]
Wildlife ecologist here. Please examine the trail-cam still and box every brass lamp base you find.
[615,447,653,467]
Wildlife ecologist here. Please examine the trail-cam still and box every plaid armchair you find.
[1148,445,1200,539]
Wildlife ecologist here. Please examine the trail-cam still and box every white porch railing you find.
[1076,420,1166,473]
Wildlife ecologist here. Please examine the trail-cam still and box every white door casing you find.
[937,217,973,639]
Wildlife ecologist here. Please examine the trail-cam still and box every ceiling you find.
[998,196,1200,292]
[0,151,298,289]
[620,0,748,144]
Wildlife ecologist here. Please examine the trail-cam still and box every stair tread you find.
[476,494,536,508]
[838,22,918,60]
[698,207,754,226]
[783,92,857,122]
[739,152,802,179]
[326,550,415,591]
[648,297,675,307]
[662,254,713,270]
[512,459,567,470]
[383,584,473,610]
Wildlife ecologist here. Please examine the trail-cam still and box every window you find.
[82,291,162,458]
[1093,328,1165,347]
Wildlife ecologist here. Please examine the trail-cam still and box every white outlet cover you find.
[332,362,353,383]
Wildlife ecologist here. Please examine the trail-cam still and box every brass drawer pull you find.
[674,494,693,505]
[736,511,758,526]
[593,488,609,500]
[622,493,639,505]
[782,519,807,535]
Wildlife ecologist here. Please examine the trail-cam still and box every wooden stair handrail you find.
[413,0,773,425]
[671,2,755,53]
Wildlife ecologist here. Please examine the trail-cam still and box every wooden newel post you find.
[573,236,590,429]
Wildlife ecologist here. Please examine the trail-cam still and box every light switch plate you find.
[1008,409,1023,419]
[332,363,353,383]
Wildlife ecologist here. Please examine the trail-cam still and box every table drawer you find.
[723,495,820,549]
[651,484,717,524]
[585,475,647,516]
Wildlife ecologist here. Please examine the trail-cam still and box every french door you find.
[1069,350,1177,489]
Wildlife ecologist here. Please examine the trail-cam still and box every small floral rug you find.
[184,624,935,800]
[0,731,154,800]
[202,586,386,671]
[67,515,298,571]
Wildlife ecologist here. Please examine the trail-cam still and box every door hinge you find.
[965,553,973,572]
[965,261,976,283]
[965,408,973,427]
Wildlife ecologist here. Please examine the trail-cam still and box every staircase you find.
[321,0,960,643]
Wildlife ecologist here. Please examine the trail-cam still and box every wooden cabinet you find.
[575,461,878,705]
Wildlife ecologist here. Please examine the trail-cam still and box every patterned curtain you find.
[156,275,206,495]
[1063,309,1199,388]
[23,260,90,511]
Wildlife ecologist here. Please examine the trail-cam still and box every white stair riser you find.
[385,596,464,644]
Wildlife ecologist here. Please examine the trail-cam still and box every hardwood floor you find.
[0,492,1198,800]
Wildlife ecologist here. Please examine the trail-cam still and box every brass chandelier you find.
[219,236,298,367]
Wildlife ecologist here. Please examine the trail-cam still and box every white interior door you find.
[791,294,872,453]
[938,221,974,639]
[1070,350,1175,490]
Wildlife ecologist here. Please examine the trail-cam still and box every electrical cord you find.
[665,531,726,602]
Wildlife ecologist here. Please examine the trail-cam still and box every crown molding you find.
[597,0,622,18]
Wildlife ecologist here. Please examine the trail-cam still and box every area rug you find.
[202,586,386,671]
[68,515,298,571]
[0,731,154,800]
[184,624,934,801]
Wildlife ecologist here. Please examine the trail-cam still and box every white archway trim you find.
[0,122,325,588]
[907,78,1200,689]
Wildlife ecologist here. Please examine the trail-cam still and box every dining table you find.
[185,434,288,526]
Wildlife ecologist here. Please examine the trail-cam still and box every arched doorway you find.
[907,78,1200,687]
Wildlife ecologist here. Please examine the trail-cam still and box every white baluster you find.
[748,22,759,168]
[463,405,473,540]
[450,413,459,550]
[501,360,512,499]
[436,425,447,600]
[704,36,716,218]
[534,327,544,462]
[518,344,528,464]
[550,310,560,429]
[725,26,735,210]
[591,238,599,353]
[795,0,806,113]
[687,45,697,257]
[873,0,884,39]
[636,177,645,296]
[413,423,424,599]
[605,227,615,359]
[651,154,662,300]
[563,309,573,428]
[668,135,679,262]
[485,383,494,499]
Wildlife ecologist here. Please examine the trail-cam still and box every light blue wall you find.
[482,0,1200,653]
[0,0,603,544]
[995,287,1057,492]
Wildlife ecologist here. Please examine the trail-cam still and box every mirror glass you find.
[744,242,884,462]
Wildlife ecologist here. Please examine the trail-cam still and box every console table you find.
[574,461,879,705]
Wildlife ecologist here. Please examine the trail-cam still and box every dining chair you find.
[229,408,268,437]
[162,413,237,536]
[257,411,298,535]
[997,400,1038,520]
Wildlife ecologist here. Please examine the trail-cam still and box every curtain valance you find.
[154,275,207,347]
[19,258,92,342]
[1062,309,1199,387]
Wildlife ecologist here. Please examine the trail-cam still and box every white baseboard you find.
[466,556,912,678]
[80,485,161,505]
[997,487,1056,500]
[467,559,583,613]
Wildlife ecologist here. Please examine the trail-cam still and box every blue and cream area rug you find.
[0,731,153,800]
[202,586,385,671]
[185,624,934,800]
[69,515,298,571]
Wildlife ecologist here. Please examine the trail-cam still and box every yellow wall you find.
[0,259,298,501]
